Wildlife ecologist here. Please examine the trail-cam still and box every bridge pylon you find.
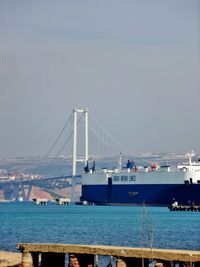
[0,182,32,201]
[21,184,32,201]
[71,108,88,203]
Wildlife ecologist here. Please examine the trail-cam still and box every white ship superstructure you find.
[81,152,200,205]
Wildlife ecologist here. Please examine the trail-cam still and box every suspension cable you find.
[90,113,133,156]
[41,112,83,175]
[33,111,73,172]
[88,123,120,155]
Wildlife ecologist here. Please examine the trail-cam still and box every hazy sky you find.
[0,0,200,157]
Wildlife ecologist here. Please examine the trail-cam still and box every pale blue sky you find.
[0,0,199,157]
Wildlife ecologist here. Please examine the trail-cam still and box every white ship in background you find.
[81,152,200,205]
[69,109,200,206]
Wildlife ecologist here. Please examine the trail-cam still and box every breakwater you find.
[17,243,200,267]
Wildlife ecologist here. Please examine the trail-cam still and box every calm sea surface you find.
[0,203,200,252]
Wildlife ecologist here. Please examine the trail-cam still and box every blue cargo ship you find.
[81,153,200,205]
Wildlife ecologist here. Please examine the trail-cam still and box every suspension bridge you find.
[0,108,133,202]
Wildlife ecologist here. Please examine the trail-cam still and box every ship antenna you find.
[118,153,122,170]
[187,150,195,165]
[189,152,192,165]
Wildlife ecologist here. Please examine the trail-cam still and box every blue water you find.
[0,203,200,252]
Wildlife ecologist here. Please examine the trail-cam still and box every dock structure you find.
[168,202,200,212]
[16,243,200,267]
[32,198,48,205]
[55,198,71,205]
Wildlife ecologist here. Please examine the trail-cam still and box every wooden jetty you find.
[16,243,200,267]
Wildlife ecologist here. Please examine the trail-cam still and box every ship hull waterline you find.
[81,184,200,206]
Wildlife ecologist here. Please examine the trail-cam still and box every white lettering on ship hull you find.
[113,175,136,182]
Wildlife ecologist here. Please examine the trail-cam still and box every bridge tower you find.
[71,108,88,202]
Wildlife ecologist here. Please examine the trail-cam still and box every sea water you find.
[0,202,200,252]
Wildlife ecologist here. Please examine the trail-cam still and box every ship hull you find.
[81,184,200,205]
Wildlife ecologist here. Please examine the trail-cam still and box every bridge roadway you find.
[0,175,82,201]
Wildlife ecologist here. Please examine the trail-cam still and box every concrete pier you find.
[17,243,200,267]
[41,252,65,267]
[32,198,48,205]
[56,198,71,205]
[69,253,94,267]
[21,252,34,267]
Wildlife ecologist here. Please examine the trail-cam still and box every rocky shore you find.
[0,252,21,267]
